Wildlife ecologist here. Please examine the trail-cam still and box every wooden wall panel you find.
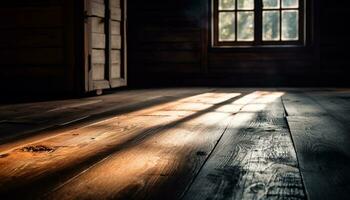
[128,0,349,86]
[320,1,348,72]
[0,7,63,29]
[0,48,64,65]
[0,0,126,97]
[0,29,63,48]
[0,0,78,95]
[128,0,203,81]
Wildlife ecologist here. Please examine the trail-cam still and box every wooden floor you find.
[0,88,349,200]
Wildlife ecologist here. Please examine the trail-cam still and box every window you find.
[213,0,304,46]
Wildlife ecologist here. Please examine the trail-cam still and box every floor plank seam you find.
[0,93,197,149]
[281,98,309,200]
[281,96,290,117]
[43,152,116,198]
[179,117,233,200]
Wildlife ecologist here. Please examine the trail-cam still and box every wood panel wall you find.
[320,1,349,74]
[86,0,126,92]
[0,0,348,98]
[0,0,79,96]
[127,0,203,83]
[128,0,349,87]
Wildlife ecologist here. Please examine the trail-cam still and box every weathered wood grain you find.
[91,17,105,33]
[2,88,350,200]
[283,92,350,200]
[281,92,328,117]
[89,1,105,18]
[0,89,225,198]
[0,88,213,149]
[286,116,350,200]
[43,92,243,200]
[111,7,122,21]
[92,33,106,49]
[304,89,350,125]
[111,21,121,35]
[110,0,120,8]
[112,35,122,49]
[184,92,305,200]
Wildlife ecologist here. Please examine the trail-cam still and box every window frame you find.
[212,0,305,47]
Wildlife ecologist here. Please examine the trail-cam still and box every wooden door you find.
[84,0,126,93]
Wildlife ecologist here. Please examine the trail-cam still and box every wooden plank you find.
[89,14,106,83]
[0,29,63,48]
[131,63,202,73]
[286,116,350,200]
[92,0,104,3]
[283,92,350,200]
[0,114,181,198]
[92,64,105,80]
[111,21,121,35]
[134,51,201,63]
[137,31,201,42]
[0,89,227,198]
[92,49,105,64]
[91,17,105,33]
[0,48,64,65]
[0,88,213,148]
[111,35,122,49]
[282,92,328,116]
[42,92,243,199]
[184,92,305,199]
[136,42,200,51]
[1,0,63,7]
[0,6,63,28]
[111,63,121,78]
[90,1,105,18]
[93,80,110,90]
[111,50,121,64]
[110,78,126,87]
[304,89,350,125]
[111,7,122,21]
[91,33,106,49]
[110,0,120,8]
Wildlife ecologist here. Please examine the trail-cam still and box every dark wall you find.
[0,0,80,97]
[128,0,203,85]
[0,0,348,100]
[320,0,349,75]
[128,0,349,87]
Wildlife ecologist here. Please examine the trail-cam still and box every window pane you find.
[237,11,254,41]
[219,0,235,10]
[237,0,254,10]
[282,10,299,40]
[282,0,299,8]
[263,0,280,9]
[219,12,236,41]
[263,11,280,41]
